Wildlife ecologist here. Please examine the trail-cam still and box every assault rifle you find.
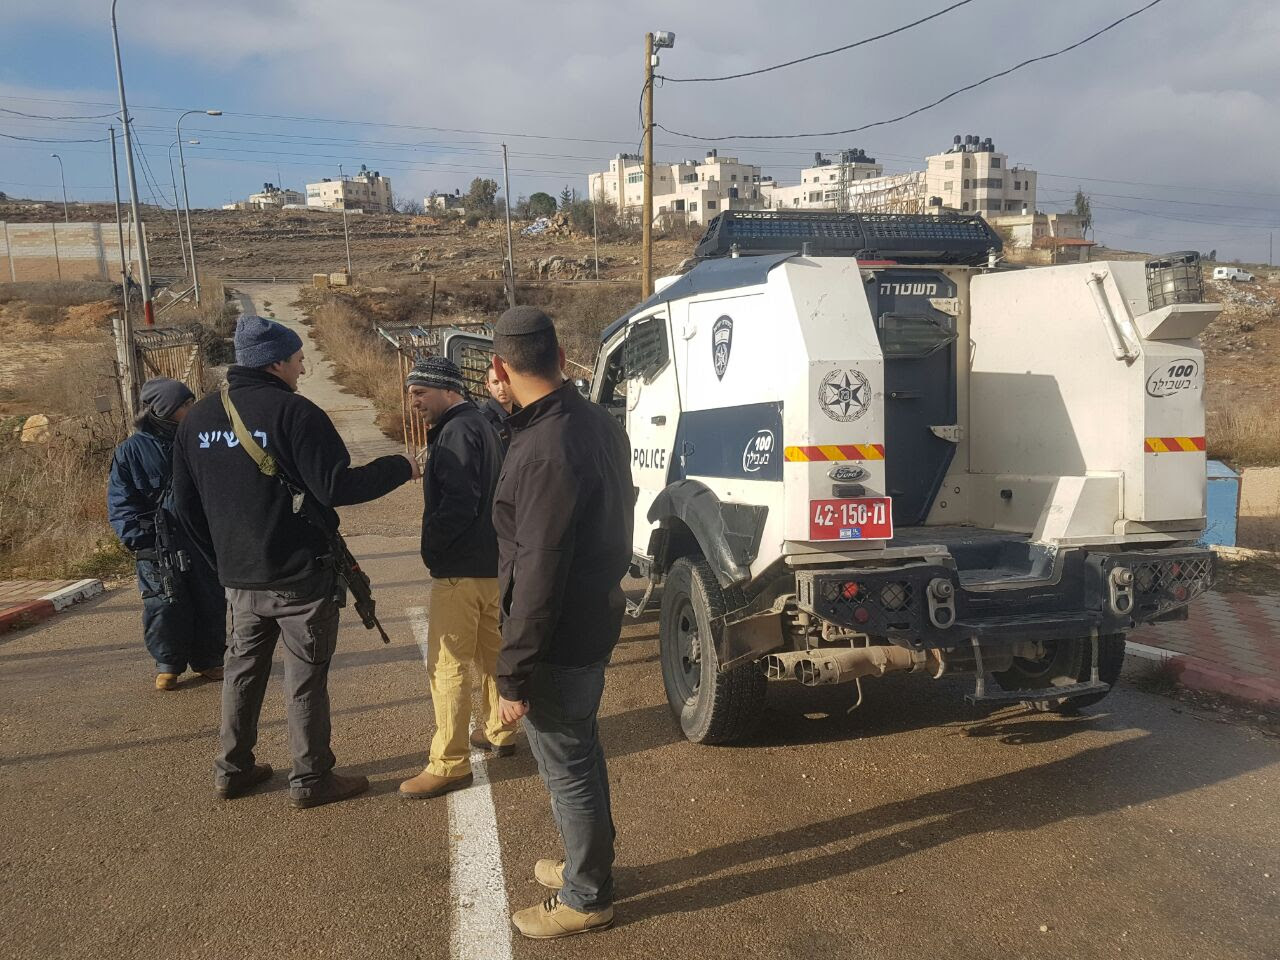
[295,490,391,645]
[220,385,391,644]
[151,500,190,603]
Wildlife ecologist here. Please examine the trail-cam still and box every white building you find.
[923,134,1037,216]
[425,190,465,214]
[766,149,884,209]
[587,150,770,226]
[306,165,393,213]
[247,183,305,209]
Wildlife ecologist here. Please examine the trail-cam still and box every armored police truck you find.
[591,212,1217,744]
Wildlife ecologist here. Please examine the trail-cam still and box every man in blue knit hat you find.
[108,376,226,691]
[172,314,420,808]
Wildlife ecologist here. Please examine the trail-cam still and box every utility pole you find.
[111,0,155,326]
[178,109,220,304]
[51,153,69,222]
[592,186,600,280]
[641,32,655,299]
[501,143,516,309]
[109,124,137,421]
[641,30,675,298]
[338,163,353,276]
[167,141,190,277]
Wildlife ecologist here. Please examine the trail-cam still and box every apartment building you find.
[587,150,770,226]
[247,184,305,209]
[766,149,884,208]
[923,135,1037,216]
[306,165,393,213]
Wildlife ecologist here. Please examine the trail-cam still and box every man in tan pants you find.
[399,357,512,799]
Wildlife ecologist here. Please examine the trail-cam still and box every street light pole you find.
[167,140,190,277]
[641,30,675,299]
[111,0,155,326]
[338,163,353,275]
[50,153,69,222]
[177,109,220,305]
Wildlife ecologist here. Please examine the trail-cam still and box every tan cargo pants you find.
[424,577,514,777]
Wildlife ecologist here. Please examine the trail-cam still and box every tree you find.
[464,177,499,219]
[1072,188,1093,237]
[393,193,424,215]
[528,192,558,218]
[559,186,575,210]
[1207,249,1217,261]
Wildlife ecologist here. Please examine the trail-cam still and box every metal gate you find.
[133,327,206,397]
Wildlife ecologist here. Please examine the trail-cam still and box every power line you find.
[655,0,1168,140]
[0,130,109,143]
[0,106,118,121]
[657,0,977,83]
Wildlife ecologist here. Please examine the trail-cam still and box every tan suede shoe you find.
[534,858,565,889]
[398,768,473,800]
[155,673,179,691]
[511,894,613,940]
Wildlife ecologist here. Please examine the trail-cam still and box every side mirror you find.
[573,378,591,398]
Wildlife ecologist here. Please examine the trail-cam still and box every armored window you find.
[623,316,670,384]
[876,313,957,359]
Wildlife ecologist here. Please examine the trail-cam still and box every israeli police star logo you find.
[712,315,733,380]
[818,368,871,422]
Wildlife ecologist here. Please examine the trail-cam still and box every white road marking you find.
[409,606,514,960]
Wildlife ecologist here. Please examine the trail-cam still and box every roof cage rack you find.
[693,210,1002,265]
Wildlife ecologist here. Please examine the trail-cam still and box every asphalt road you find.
[3,283,1276,959]
[3,494,1278,960]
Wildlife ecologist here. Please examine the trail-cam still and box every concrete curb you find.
[0,579,104,634]
[1125,641,1280,706]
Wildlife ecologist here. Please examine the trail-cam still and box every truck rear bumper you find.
[794,546,1215,648]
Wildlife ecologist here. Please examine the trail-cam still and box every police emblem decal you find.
[712,315,733,380]
[818,368,871,422]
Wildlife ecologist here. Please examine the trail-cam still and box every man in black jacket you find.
[490,306,633,939]
[398,356,512,800]
[480,365,516,448]
[172,314,419,808]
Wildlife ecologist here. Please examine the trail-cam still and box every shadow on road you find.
[612,730,1273,924]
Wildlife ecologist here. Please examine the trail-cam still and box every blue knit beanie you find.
[234,314,304,369]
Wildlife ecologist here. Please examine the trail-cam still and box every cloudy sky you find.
[2,0,1277,261]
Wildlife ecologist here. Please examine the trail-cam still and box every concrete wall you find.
[0,221,144,283]
[1238,466,1280,550]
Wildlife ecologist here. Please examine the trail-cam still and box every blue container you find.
[1200,460,1239,547]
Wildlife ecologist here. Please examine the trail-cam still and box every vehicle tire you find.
[659,556,766,744]
[991,635,1126,713]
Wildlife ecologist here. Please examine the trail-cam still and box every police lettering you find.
[632,447,667,471]
[879,282,939,297]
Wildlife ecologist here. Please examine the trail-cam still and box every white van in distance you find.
[1213,266,1254,282]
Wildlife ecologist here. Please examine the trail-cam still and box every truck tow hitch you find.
[964,633,1110,705]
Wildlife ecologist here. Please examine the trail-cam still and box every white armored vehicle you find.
[591,212,1217,743]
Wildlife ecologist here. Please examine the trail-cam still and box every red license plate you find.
[809,497,894,541]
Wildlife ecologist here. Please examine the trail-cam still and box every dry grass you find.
[304,294,405,440]
[1207,405,1280,468]
[0,341,134,579]
[0,280,118,308]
